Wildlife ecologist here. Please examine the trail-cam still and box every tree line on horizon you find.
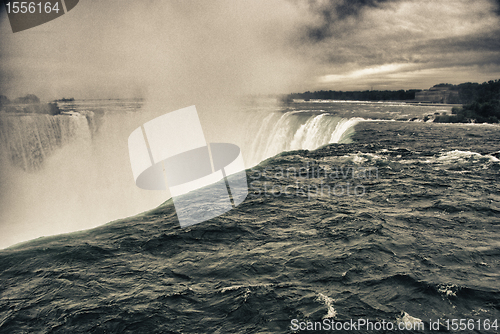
[285,89,420,102]
[284,79,500,123]
[434,79,500,123]
[0,94,61,115]
[284,79,500,105]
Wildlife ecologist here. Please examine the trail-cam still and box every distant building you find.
[414,86,459,103]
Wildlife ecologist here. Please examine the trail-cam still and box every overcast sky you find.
[1,0,499,100]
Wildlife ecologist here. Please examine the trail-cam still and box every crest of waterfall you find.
[246,110,362,165]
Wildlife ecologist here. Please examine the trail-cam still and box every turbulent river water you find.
[0,100,498,333]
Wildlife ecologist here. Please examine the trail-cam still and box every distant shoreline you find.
[289,99,462,107]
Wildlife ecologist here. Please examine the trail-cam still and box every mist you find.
[0,0,313,101]
[1,0,500,248]
[0,0,317,248]
[2,0,500,98]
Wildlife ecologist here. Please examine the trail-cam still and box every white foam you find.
[396,311,422,327]
[219,283,274,293]
[322,152,384,165]
[316,293,337,319]
[435,150,499,163]
[437,284,458,297]
[220,285,243,293]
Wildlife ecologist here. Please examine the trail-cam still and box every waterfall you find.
[0,113,94,171]
[0,102,363,249]
[245,110,362,165]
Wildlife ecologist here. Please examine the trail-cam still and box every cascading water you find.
[245,110,362,165]
[0,101,363,249]
[290,114,331,150]
[0,113,94,171]
[0,107,167,249]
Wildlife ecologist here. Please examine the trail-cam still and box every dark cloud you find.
[316,30,500,71]
[493,0,500,14]
[304,0,396,42]
[421,33,500,55]
[291,0,500,77]
[1,0,499,96]
[0,2,8,29]
[334,0,395,18]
